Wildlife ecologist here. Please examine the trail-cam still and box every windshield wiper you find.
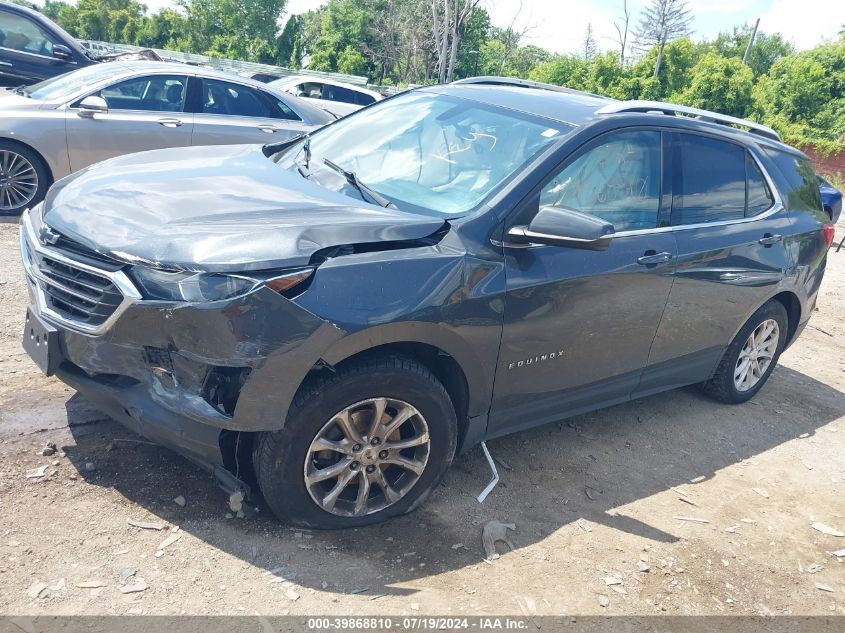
[11,84,30,97]
[322,158,395,209]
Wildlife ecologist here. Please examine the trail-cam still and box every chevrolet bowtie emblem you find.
[39,226,60,246]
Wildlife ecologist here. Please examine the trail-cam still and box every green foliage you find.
[680,52,754,117]
[27,0,844,154]
[711,26,794,78]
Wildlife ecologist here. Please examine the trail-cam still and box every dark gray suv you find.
[20,84,833,528]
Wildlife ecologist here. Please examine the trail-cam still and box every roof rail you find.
[452,76,608,100]
[595,100,781,142]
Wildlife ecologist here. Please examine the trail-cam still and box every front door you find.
[490,129,677,436]
[65,74,193,171]
[640,132,793,394]
[0,7,74,85]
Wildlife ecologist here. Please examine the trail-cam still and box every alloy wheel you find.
[303,397,431,517]
[0,150,38,212]
[734,318,779,392]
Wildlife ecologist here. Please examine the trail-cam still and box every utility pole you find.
[653,28,667,78]
[743,18,760,65]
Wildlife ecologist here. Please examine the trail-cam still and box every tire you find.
[0,141,50,216]
[700,299,789,404]
[254,354,458,528]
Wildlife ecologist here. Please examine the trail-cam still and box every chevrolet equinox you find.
[20,84,833,528]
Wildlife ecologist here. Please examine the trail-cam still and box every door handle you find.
[758,233,782,246]
[157,118,183,128]
[637,251,673,266]
[258,125,280,133]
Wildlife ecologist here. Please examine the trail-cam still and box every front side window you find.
[276,91,574,216]
[201,79,273,118]
[98,75,187,112]
[0,10,55,56]
[539,130,662,232]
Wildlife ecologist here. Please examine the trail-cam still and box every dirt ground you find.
[1,215,844,617]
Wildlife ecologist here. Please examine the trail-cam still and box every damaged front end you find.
[19,192,451,499]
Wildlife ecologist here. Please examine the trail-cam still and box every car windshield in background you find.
[276,91,574,216]
[26,64,125,101]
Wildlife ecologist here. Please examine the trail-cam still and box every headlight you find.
[130,267,314,302]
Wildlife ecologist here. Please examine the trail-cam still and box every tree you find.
[583,22,597,60]
[613,0,631,66]
[276,15,301,67]
[633,0,692,53]
[135,9,188,49]
[712,26,794,78]
[177,0,287,62]
[681,52,754,117]
[431,0,483,83]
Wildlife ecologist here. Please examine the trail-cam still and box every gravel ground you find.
[1,216,844,616]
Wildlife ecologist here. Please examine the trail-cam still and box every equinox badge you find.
[508,350,565,370]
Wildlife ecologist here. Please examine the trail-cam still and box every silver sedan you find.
[0,61,334,214]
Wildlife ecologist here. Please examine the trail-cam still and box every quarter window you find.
[0,10,56,56]
[747,153,774,216]
[539,130,662,232]
[98,75,187,112]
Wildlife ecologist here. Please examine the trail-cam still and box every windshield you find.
[276,91,574,216]
[28,64,126,102]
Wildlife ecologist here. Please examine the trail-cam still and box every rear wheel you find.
[0,142,49,216]
[701,299,788,404]
[254,354,457,528]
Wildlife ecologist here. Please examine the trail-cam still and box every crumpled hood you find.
[43,144,446,272]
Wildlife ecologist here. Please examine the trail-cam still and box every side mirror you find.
[507,206,614,251]
[77,95,108,118]
[52,44,73,61]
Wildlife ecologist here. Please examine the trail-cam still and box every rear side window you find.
[763,149,822,212]
[672,134,776,225]
[202,79,273,118]
[323,84,357,104]
[673,134,746,225]
[355,92,376,106]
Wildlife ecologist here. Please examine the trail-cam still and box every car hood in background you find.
[42,144,446,273]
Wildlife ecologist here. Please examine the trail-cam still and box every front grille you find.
[21,211,139,334]
[38,255,124,326]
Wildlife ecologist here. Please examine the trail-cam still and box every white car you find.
[268,75,383,117]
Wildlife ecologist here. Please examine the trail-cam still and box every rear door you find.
[490,129,677,436]
[65,73,192,171]
[640,131,792,395]
[190,77,310,146]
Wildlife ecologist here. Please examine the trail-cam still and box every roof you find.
[424,84,613,126]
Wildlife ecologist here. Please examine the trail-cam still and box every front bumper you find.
[55,360,232,481]
[19,209,344,480]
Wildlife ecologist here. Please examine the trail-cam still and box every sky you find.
[137,0,844,54]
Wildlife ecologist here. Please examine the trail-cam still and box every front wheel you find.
[700,299,788,404]
[0,142,50,216]
[254,355,457,528]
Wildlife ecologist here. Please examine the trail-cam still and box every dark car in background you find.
[819,176,842,223]
[20,87,833,529]
[0,1,94,87]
